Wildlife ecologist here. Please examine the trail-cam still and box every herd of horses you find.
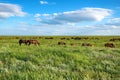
[19,38,116,48]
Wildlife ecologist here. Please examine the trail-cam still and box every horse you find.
[104,43,115,48]
[27,40,40,46]
[81,43,94,47]
[19,39,28,46]
[58,41,66,45]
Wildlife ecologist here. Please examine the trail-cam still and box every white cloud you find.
[34,13,52,22]
[106,18,120,26]
[34,13,51,17]
[34,13,41,17]
[111,25,118,29]
[40,1,48,4]
[108,18,120,23]
[53,13,58,16]
[39,1,56,5]
[36,7,112,25]
[42,14,51,17]
[56,8,112,22]
[0,3,26,18]
[67,23,75,26]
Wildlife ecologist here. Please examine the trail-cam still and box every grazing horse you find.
[81,43,94,47]
[58,41,66,45]
[104,43,115,48]
[45,37,53,39]
[19,39,28,46]
[27,40,40,46]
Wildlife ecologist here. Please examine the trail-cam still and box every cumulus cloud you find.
[40,1,48,4]
[0,3,26,18]
[35,7,112,25]
[60,8,111,21]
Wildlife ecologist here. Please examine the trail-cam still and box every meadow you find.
[0,36,120,80]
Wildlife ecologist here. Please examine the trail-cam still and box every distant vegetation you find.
[0,36,120,80]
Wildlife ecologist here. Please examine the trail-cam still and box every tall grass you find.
[0,36,120,80]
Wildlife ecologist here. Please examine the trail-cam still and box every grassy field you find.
[0,36,120,80]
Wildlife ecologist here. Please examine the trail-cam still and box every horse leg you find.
[28,42,31,46]
[19,42,22,46]
[34,43,38,46]
[37,42,39,45]
[24,42,27,45]
[27,41,30,46]
[34,43,36,46]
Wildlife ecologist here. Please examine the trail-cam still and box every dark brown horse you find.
[58,41,66,45]
[104,43,115,48]
[19,39,28,46]
[27,40,40,46]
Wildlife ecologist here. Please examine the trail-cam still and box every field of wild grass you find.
[0,36,120,80]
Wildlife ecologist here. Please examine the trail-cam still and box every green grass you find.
[0,36,120,80]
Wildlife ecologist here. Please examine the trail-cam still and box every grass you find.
[0,36,120,80]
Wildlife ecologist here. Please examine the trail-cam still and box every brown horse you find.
[81,43,94,47]
[27,40,40,46]
[19,39,28,46]
[58,41,66,45]
[104,43,115,48]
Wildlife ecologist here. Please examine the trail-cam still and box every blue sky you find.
[0,0,120,35]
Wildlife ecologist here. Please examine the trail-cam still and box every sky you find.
[0,0,120,35]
